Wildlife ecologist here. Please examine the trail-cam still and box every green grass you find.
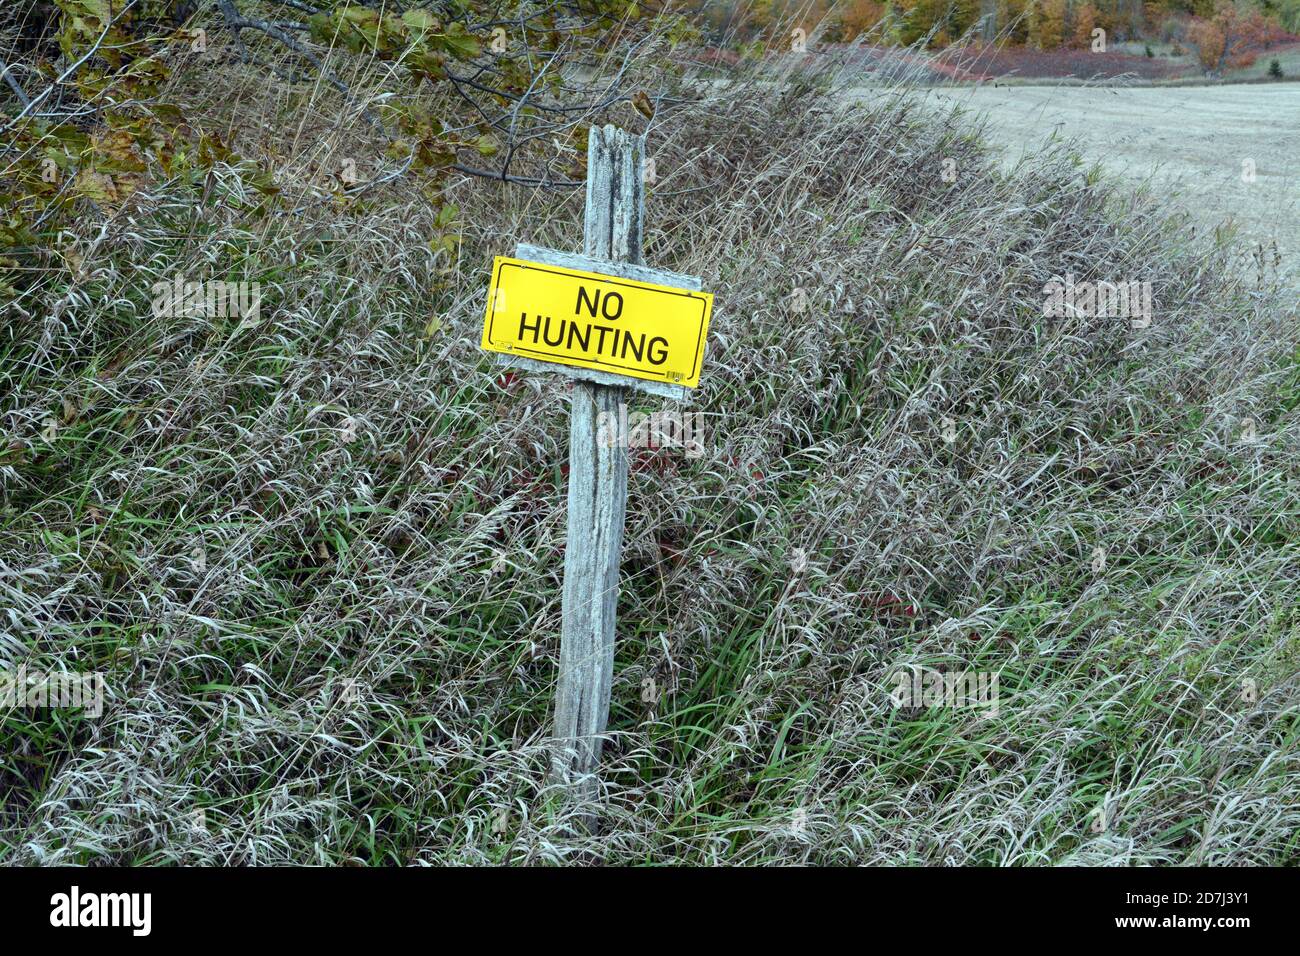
[2,53,1299,865]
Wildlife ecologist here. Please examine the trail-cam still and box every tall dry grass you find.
[2,29,1298,864]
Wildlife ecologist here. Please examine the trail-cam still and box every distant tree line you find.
[687,0,1296,64]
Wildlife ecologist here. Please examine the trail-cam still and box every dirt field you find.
[911,83,1300,286]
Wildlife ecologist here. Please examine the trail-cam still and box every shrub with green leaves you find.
[1,0,679,303]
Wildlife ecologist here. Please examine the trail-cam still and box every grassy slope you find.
[2,59,1299,864]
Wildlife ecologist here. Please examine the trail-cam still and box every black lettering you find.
[567,321,591,352]
[519,313,541,343]
[621,331,645,363]
[601,291,624,320]
[576,286,599,318]
[542,316,565,347]
[647,336,669,365]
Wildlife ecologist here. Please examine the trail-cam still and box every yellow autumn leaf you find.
[75,169,118,204]
[632,91,654,119]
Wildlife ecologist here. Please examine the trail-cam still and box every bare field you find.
[909,83,1300,285]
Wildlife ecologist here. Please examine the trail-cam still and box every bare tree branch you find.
[215,0,386,132]
[450,162,581,187]
[0,59,33,109]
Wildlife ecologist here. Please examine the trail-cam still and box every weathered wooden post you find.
[553,126,641,793]
[480,124,713,802]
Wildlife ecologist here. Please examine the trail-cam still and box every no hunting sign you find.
[482,255,713,389]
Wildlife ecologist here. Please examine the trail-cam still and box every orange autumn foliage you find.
[1029,0,1069,47]
[839,0,887,38]
[1186,2,1270,72]
[1072,3,1100,47]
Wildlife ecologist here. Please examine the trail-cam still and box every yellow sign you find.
[481,256,713,389]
